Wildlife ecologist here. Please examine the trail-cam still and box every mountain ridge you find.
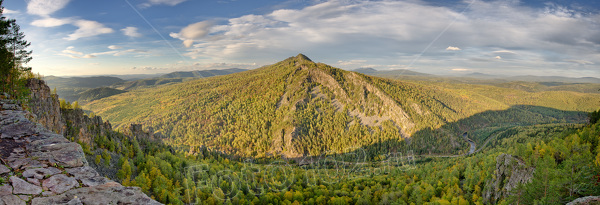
[84,54,600,158]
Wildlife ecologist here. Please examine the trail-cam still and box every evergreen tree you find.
[0,0,32,98]
[7,20,31,72]
[589,109,600,124]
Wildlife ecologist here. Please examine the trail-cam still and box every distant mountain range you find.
[160,68,247,78]
[44,68,247,103]
[44,63,599,106]
[354,68,600,84]
[353,67,431,76]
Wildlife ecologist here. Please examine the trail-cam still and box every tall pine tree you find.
[0,0,32,99]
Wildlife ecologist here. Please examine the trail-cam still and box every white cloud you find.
[131,66,167,70]
[451,68,470,72]
[140,0,187,8]
[169,0,599,76]
[31,17,72,27]
[3,9,19,14]
[446,46,461,51]
[493,50,517,55]
[31,18,114,41]
[170,21,212,47]
[27,0,71,16]
[495,56,502,60]
[65,20,114,41]
[92,49,146,57]
[337,59,367,66]
[114,49,147,56]
[59,46,146,59]
[121,27,142,37]
[191,62,256,70]
[59,47,96,59]
[108,45,123,50]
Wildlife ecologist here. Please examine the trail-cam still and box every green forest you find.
[3,2,600,204]
[60,105,600,205]
[84,54,600,159]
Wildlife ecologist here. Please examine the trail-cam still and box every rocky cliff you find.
[0,80,160,205]
[60,108,112,147]
[483,153,535,204]
[26,79,63,134]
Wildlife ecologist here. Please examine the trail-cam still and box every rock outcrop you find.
[0,86,160,204]
[60,108,112,146]
[26,78,64,134]
[483,153,535,204]
[121,123,160,141]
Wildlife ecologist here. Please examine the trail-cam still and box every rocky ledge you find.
[0,99,160,205]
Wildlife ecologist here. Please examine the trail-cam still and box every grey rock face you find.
[27,135,87,168]
[65,166,99,180]
[43,174,79,194]
[80,177,113,187]
[0,185,12,196]
[10,176,42,195]
[1,195,26,205]
[0,166,9,175]
[31,183,161,205]
[65,166,113,186]
[483,154,535,204]
[23,167,61,179]
[567,196,600,205]
[0,80,160,205]
[26,78,64,134]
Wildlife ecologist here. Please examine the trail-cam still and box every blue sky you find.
[2,0,599,77]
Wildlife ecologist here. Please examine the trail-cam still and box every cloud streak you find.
[59,46,147,59]
[139,0,187,8]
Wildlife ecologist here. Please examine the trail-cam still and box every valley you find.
[3,0,600,203]
[4,54,600,205]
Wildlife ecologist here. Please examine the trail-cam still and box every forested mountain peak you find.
[84,55,600,158]
[294,53,313,62]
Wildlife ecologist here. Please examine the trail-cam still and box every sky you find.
[1,0,599,77]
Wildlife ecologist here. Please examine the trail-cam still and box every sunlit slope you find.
[84,54,600,157]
